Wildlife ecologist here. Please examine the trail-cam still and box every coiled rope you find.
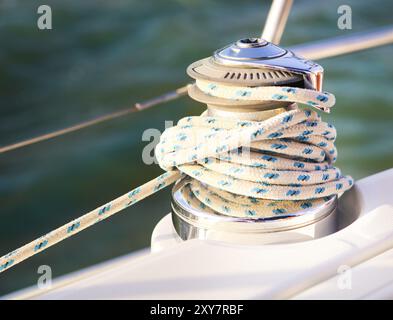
[156,80,354,217]
[0,82,353,273]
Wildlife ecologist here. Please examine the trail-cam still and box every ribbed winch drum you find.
[171,38,337,245]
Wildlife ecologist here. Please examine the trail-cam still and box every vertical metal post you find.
[261,0,293,44]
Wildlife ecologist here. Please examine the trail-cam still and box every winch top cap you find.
[214,37,288,61]
[212,37,324,91]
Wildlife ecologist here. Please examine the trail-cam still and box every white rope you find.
[156,80,352,217]
[0,82,353,273]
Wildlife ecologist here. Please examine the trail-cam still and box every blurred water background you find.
[0,0,392,295]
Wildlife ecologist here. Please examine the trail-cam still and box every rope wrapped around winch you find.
[156,80,353,218]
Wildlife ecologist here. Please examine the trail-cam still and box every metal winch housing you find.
[171,38,337,245]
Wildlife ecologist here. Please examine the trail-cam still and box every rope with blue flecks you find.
[0,81,353,273]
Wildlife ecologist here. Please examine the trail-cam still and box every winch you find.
[188,37,324,115]
[170,37,338,245]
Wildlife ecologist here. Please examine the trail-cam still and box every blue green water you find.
[0,0,392,295]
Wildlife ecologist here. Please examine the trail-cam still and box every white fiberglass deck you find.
[4,169,393,300]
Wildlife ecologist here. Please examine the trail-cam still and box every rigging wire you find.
[0,85,190,154]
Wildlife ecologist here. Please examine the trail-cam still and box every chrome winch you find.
[171,38,337,245]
